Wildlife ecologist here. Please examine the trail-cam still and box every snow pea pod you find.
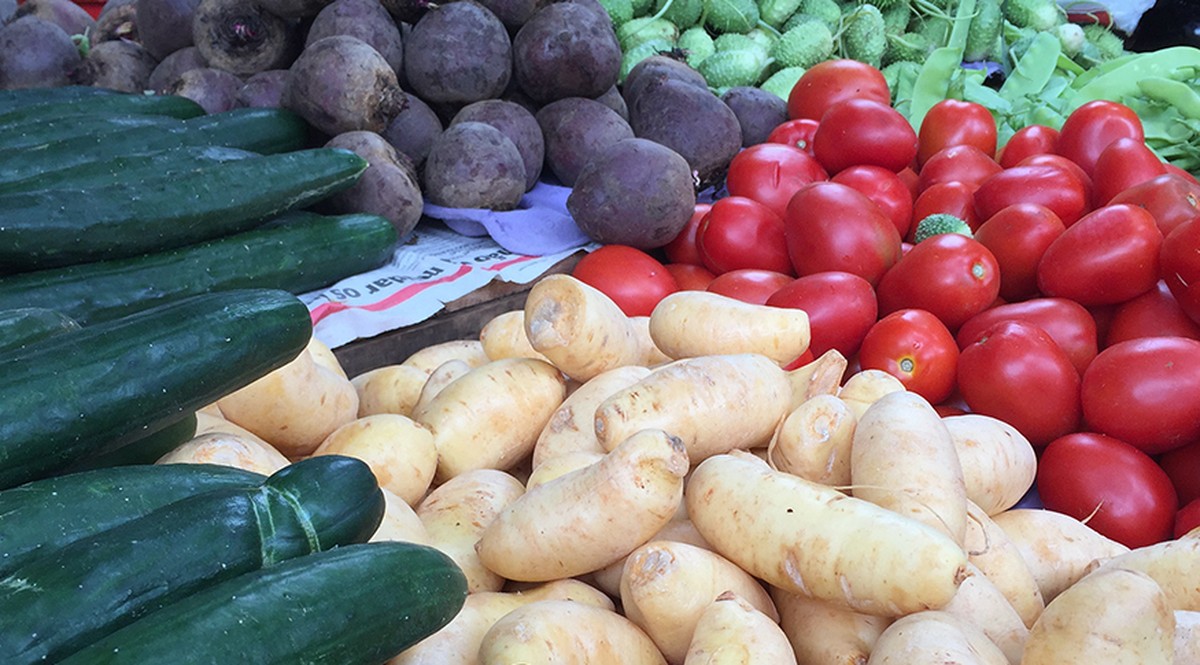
[1138,77,1200,120]
[1067,46,1200,110]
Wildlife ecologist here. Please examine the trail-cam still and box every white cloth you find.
[422,180,592,257]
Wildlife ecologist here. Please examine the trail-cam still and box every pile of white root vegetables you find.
[173,273,1199,664]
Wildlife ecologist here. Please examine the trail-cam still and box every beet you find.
[451,99,544,191]
[536,96,632,187]
[403,1,511,105]
[304,0,402,75]
[136,0,201,60]
[166,66,243,113]
[474,0,536,32]
[512,2,620,104]
[13,0,95,37]
[0,0,15,25]
[192,0,300,77]
[377,0,429,24]
[93,0,139,42]
[0,16,82,89]
[147,45,208,93]
[323,131,423,241]
[73,39,158,92]
[629,77,742,186]
[380,91,442,168]
[621,54,707,109]
[721,86,788,147]
[235,68,288,108]
[255,0,333,18]
[423,121,525,210]
[283,34,405,136]
[593,84,627,120]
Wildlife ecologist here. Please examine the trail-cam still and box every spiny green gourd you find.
[654,0,705,30]
[761,65,806,100]
[883,32,932,67]
[913,214,973,242]
[631,0,654,14]
[598,0,634,27]
[698,48,769,88]
[841,3,887,68]
[1082,23,1126,62]
[772,21,835,69]
[617,16,679,51]
[789,0,840,30]
[758,0,803,29]
[964,0,1003,62]
[880,1,910,34]
[909,14,951,45]
[745,27,778,50]
[619,38,677,82]
[705,0,761,34]
[1001,0,1061,32]
[677,25,716,67]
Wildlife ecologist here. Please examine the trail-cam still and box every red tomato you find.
[1106,281,1200,346]
[1081,336,1200,454]
[957,320,1081,446]
[1016,154,1096,211]
[1162,217,1200,324]
[786,58,891,121]
[916,145,1002,193]
[1159,438,1200,506]
[973,203,1066,302]
[998,124,1060,168]
[876,233,1001,331]
[916,99,998,168]
[783,181,903,286]
[956,297,1098,376]
[1110,173,1200,238]
[858,308,959,404]
[665,262,715,291]
[910,181,980,237]
[663,203,711,266]
[1036,203,1162,306]
[1176,498,1200,539]
[813,98,917,175]
[571,245,679,317]
[705,268,793,304]
[697,196,792,276]
[1037,432,1178,548]
[1092,137,1166,207]
[1165,162,1200,185]
[783,348,816,370]
[725,143,828,221]
[975,164,1090,227]
[831,165,914,238]
[766,118,820,154]
[1056,100,1145,177]
[765,271,878,357]
[897,166,920,199]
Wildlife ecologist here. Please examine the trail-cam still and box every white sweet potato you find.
[524,450,603,490]
[402,339,490,375]
[942,414,1037,516]
[522,274,644,381]
[479,309,550,362]
[157,431,290,475]
[963,501,1045,628]
[629,315,673,366]
[866,611,1008,665]
[771,588,890,665]
[531,364,651,468]
[648,290,811,365]
[350,363,428,417]
[837,369,906,421]
[311,414,437,505]
[590,517,713,597]
[371,487,433,545]
[1086,535,1200,611]
[411,359,473,415]
[940,564,1029,665]
[1176,610,1200,665]
[478,600,667,664]
[784,348,848,409]
[683,591,798,665]
[991,508,1129,603]
[768,393,856,487]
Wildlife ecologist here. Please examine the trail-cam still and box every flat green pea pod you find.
[1067,46,1200,110]
[1138,77,1200,120]
[998,31,1062,104]
[907,0,976,129]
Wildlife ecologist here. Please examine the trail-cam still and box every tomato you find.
[1106,281,1200,346]
[975,164,1090,227]
[916,145,1002,193]
[1037,432,1178,548]
[571,245,679,317]
[783,348,815,370]
[916,99,998,168]
[1161,216,1200,324]
[1159,438,1200,506]
[665,262,715,291]
[858,308,959,404]
[1081,336,1200,454]
[705,268,793,304]
[1110,173,1200,238]
[831,164,914,238]
[696,196,791,276]
[766,118,820,154]
[663,203,711,266]
[997,124,1059,168]
[910,181,980,237]
[876,233,1000,331]
[1091,137,1167,207]
[956,297,1098,376]
[1165,162,1200,185]
[786,58,891,121]
[973,203,1066,302]
[1036,203,1162,307]
[783,181,903,286]
[765,271,878,357]
[812,98,918,175]
[957,320,1081,446]
[1057,100,1145,177]
[1016,154,1096,211]
[897,166,920,199]
[725,143,828,221]
[1176,498,1200,539]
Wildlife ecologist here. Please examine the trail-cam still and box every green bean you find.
[1138,77,1200,120]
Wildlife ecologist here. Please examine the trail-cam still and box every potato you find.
[524,450,603,490]
[193,411,270,446]
[837,369,906,421]
[370,487,433,546]
[350,364,428,417]
[305,335,348,379]
[411,359,473,416]
[942,414,1037,516]
[1087,535,1200,611]
[532,364,651,468]
[476,429,687,582]
[1021,567,1174,664]
[416,469,525,593]
[1176,610,1200,665]
[941,564,1029,665]
[478,600,667,664]
[590,517,712,598]
[767,393,856,487]
[991,508,1129,603]
[648,291,811,366]
[311,414,437,506]
[687,452,968,617]
[963,501,1045,628]
[784,348,848,409]
[479,310,550,363]
[683,591,797,665]
[402,339,490,375]
[866,611,1008,665]
[523,274,644,382]
[629,315,673,366]
[771,588,890,665]
[156,431,290,475]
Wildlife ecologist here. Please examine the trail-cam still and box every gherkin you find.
[760,65,806,101]
[883,32,932,68]
[698,49,768,88]
[619,38,676,83]
[705,0,761,34]
[617,16,679,51]
[653,0,704,29]
[597,0,634,27]
[964,0,1003,62]
[759,0,803,29]
[841,3,887,68]
[771,21,835,68]
[790,0,840,31]
[880,1,909,34]
[1001,0,1061,32]
[677,25,716,68]
[1082,23,1126,62]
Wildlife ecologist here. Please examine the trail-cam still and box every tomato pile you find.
[570,59,1200,551]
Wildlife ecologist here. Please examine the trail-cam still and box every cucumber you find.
[0,455,384,665]
[59,542,468,665]
[0,145,257,196]
[0,92,205,126]
[61,412,200,472]
[0,288,312,490]
[0,107,310,184]
[0,307,80,354]
[0,463,264,577]
[0,211,397,324]
[0,148,368,273]
[0,86,120,114]
[0,114,185,151]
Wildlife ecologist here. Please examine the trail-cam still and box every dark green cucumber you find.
[62,412,199,472]
[0,145,257,196]
[0,211,396,324]
[0,148,368,273]
[0,455,384,664]
[0,307,80,354]
[59,542,468,665]
[0,463,264,577]
[0,93,205,126]
[0,288,313,489]
[0,86,120,114]
[0,107,310,184]
[0,114,186,151]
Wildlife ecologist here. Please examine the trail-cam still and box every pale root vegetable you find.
[771,588,890,665]
[1021,567,1174,664]
[591,518,713,597]
[620,540,779,662]
[413,357,567,482]
[479,310,550,362]
[478,600,667,665]
[476,429,688,582]
[370,487,434,546]
[784,348,848,410]
[417,469,526,593]
[1175,610,1200,665]
[629,315,673,366]
[963,501,1045,628]
[305,335,348,379]
[217,346,359,457]
[767,393,856,487]
[941,564,1029,665]
[866,611,1008,665]
[157,431,290,475]
[594,354,793,463]
[532,364,651,468]
[197,401,223,418]
[683,591,798,665]
[687,452,969,617]
[351,364,427,417]
[411,359,473,415]
[391,579,613,665]
[1087,536,1200,611]
[991,509,1129,603]
[311,414,437,505]
[648,290,811,366]
[850,390,968,546]
[522,274,644,382]
[193,411,272,447]
[402,339,490,375]
[942,414,1037,516]
[524,450,603,490]
[837,369,906,421]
